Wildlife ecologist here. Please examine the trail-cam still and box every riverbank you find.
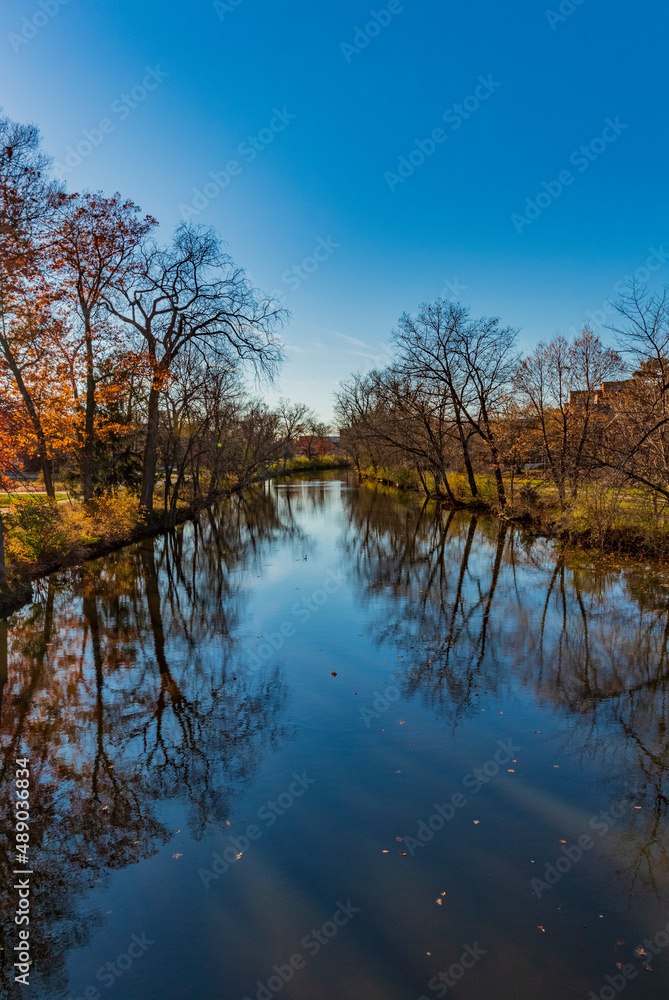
[358,467,669,561]
[0,456,351,614]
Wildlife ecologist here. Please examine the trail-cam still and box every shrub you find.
[4,498,68,565]
[519,482,540,506]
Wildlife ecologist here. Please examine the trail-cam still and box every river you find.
[2,472,669,999]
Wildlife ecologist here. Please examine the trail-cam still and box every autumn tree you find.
[0,113,62,496]
[0,294,76,496]
[50,191,156,500]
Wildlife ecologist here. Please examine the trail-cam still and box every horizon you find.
[1,0,667,421]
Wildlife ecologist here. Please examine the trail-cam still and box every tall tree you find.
[106,224,284,511]
[514,327,623,503]
[393,301,480,497]
[0,113,61,496]
[50,191,156,500]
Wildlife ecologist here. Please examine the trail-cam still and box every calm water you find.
[3,473,669,1000]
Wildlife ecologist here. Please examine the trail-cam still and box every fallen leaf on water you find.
[399,851,407,856]
[473,820,480,825]
[508,769,515,772]
[331,672,337,677]
[560,840,567,844]
[172,853,183,859]
[553,765,559,768]
[538,925,546,933]
[382,850,390,854]
[534,731,542,734]
[636,947,647,957]
[399,720,406,725]
[396,836,404,841]
[435,899,442,905]
[236,852,243,860]
[616,963,623,970]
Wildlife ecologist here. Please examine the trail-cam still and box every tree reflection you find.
[342,484,669,894]
[0,490,295,997]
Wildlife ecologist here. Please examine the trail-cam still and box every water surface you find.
[3,473,669,999]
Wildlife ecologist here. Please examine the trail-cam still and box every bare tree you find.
[597,282,669,500]
[514,327,622,503]
[105,224,285,511]
[393,301,480,497]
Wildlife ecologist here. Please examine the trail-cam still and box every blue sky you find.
[1,0,667,421]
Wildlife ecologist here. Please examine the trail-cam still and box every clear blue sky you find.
[1,0,667,421]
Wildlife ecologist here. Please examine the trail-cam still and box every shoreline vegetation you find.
[0,456,350,613]
[357,465,669,562]
[335,297,669,566]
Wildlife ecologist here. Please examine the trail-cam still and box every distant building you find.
[569,379,634,412]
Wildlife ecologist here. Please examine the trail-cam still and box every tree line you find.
[336,291,669,516]
[0,111,333,520]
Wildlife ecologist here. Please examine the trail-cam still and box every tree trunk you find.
[480,404,506,507]
[0,511,5,587]
[491,456,507,507]
[0,349,56,499]
[81,329,96,501]
[455,408,478,497]
[140,383,161,511]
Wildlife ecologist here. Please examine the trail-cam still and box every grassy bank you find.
[358,465,669,561]
[0,456,351,613]
[266,455,351,476]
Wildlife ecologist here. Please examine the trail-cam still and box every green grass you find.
[0,492,69,507]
